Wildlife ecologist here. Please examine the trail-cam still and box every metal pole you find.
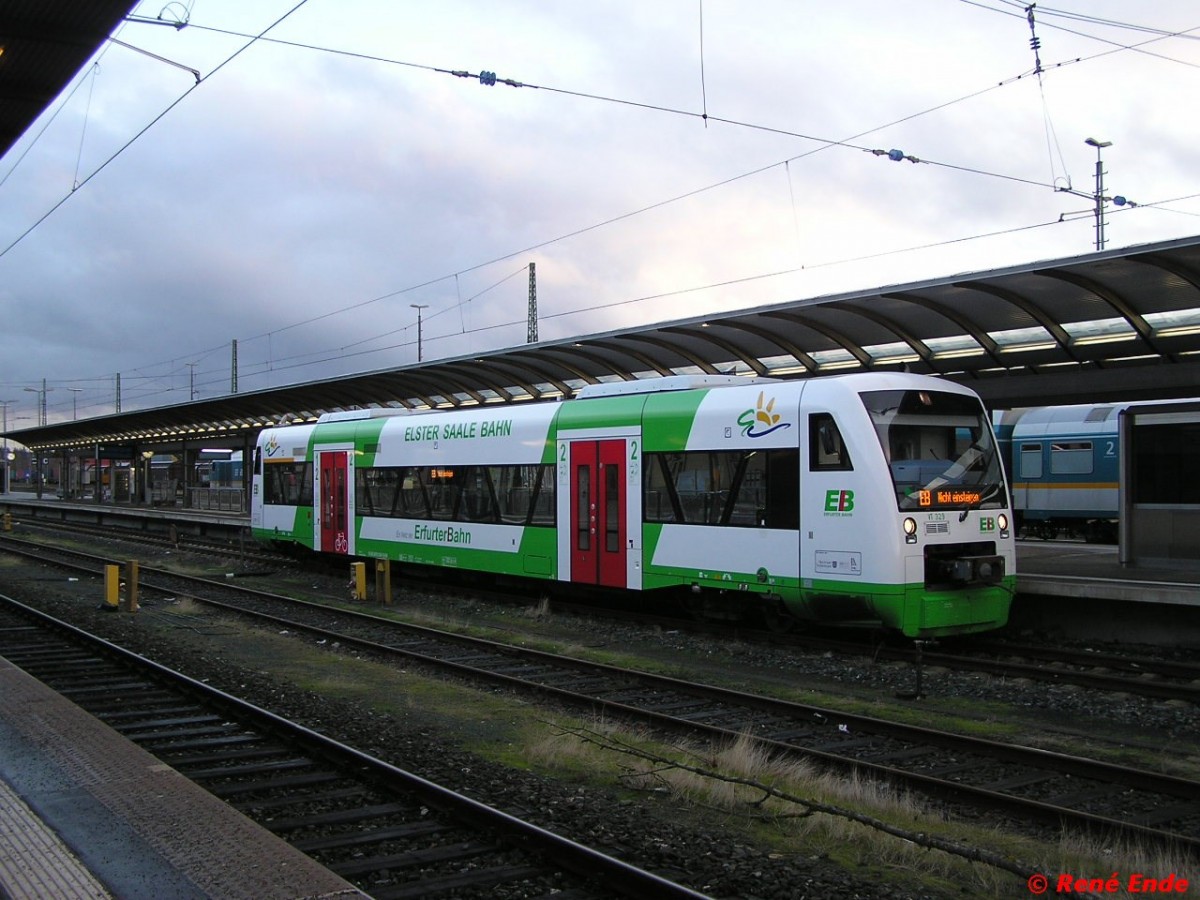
[410,304,429,362]
[1085,137,1112,251]
[23,380,52,427]
[527,262,538,343]
[0,400,11,494]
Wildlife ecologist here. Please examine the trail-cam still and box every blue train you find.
[994,403,1124,542]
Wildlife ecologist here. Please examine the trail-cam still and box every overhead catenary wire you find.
[4,4,1197,416]
[0,0,314,261]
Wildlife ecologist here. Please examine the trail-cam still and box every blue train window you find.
[1050,441,1093,475]
[1019,443,1043,478]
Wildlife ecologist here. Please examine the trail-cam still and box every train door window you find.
[605,463,620,551]
[1019,443,1043,478]
[809,414,852,470]
[576,463,591,551]
[335,467,347,531]
[1050,441,1093,475]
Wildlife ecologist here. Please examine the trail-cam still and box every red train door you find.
[569,440,626,588]
[319,451,350,554]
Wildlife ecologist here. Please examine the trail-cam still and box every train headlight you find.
[997,513,1009,535]
[903,517,917,544]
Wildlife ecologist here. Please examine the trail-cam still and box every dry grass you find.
[528,723,1196,897]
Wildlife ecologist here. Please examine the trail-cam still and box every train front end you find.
[863,384,1015,637]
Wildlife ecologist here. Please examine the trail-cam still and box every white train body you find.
[252,373,1015,637]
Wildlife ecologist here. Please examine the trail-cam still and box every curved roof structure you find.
[11,234,1200,452]
[0,2,140,160]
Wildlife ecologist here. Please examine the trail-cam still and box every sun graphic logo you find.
[737,392,792,438]
[264,435,282,458]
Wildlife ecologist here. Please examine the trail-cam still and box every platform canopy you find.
[0,2,141,161]
[9,233,1200,452]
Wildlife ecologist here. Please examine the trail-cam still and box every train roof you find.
[1004,395,1197,435]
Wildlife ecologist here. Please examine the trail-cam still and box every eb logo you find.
[979,517,996,532]
[824,490,855,513]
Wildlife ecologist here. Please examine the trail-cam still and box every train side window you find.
[530,464,555,525]
[764,449,799,529]
[397,467,430,518]
[809,414,853,471]
[1050,441,1093,475]
[263,461,312,506]
[643,453,684,523]
[1019,443,1043,478]
[426,466,460,520]
[495,464,555,525]
[356,467,403,517]
[642,450,789,528]
[457,465,499,522]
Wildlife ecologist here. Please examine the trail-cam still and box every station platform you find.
[1016,541,1200,606]
[0,654,365,900]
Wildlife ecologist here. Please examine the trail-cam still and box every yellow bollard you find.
[126,560,139,613]
[375,559,392,605]
[350,562,367,601]
[103,565,120,609]
[2,511,11,532]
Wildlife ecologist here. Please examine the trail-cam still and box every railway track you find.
[773,631,1200,703]
[8,521,1199,703]
[0,594,708,900]
[3,535,1198,858]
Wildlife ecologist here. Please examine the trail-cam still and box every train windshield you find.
[860,389,1008,512]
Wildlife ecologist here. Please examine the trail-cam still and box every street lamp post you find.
[1085,137,1113,251]
[1057,138,1135,251]
[410,304,429,362]
[23,379,52,426]
[67,387,83,420]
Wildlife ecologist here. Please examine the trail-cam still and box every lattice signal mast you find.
[527,262,538,344]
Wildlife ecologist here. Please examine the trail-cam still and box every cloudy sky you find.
[2,0,1198,427]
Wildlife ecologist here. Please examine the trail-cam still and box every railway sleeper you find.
[184,757,316,780]
[361,863,549,900]
[291,820,454,853]
[329,840,502,876]
[1130,800,1200,827]
[205,769,344,797]
[261,800,418,832]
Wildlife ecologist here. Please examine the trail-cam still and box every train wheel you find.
[1034,522,1058,541]
[760,603,798,634]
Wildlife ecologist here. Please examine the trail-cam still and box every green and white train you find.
[251,372,1014,638]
